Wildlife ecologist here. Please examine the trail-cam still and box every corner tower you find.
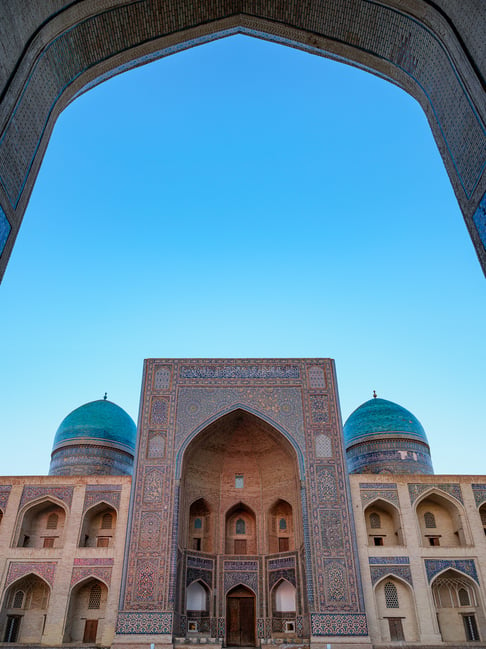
[343,395,433,474]
[49,398,137,476]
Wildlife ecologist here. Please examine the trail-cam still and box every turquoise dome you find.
[343,397,429,449]
[52,399,137,453]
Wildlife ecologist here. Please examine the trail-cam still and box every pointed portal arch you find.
[63,577,108,644]
[0,574,50,643]
[432,569,485,642]
[226,585,256,647]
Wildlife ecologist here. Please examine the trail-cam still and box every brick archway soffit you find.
[0,1,485,276]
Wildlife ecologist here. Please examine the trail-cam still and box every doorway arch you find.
[226,585,256,647]
[0,1,484,278]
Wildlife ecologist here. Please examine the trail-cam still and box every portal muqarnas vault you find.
[1,358,486,649]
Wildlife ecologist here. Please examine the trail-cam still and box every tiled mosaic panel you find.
[147,431,166,458]
[473,193,486,251]
[74,558,114,566]
[472,484,486,506]
[20,485,73,508]
[0,485,11,511]
[116,611,173,634]
[0,0,484,214]
[370,564,413,586]
[315,434,332,458]
[425,559,479,584]
[83,484,121,512]
[311,613,368,636]
[6,561,57,588]
[154,365,171,389]
[308,365,326,388]
[70,566,112,588]
[360,483,399,507]
[0,206,10,256]
[180,364,300,379]
[408,482,463,504]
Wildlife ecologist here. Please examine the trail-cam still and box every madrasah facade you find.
[1,358,486,649]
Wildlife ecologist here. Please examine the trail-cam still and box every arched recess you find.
[178,408,303,556]
[432,569,485,642]
[478,502,486,536]
[271,579,297,636]
[14,498,67,549]
[0,574,50,643]
[0,2,485,280]
[186,580,211,633]
[63,577,109,644]
[226,584,256,647]
[79,502,117,548]
[188,498,211,552]
[374,576,419,642]
[415,490,468,547]
[364,498,403,547]
[268,499,294,553]
[225,503,257,555]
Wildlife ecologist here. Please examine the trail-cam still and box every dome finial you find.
[373,390,377,398]
[104,392,108,400]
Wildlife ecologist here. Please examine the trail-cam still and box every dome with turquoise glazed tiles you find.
[343,396,433,475]
[49,398,137,476]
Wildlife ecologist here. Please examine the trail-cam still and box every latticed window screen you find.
[459,588,470,606]
[12,590,24,609]
[88,584,102,609]
[369,513,381,529]
[235,518,245,535]
[424,511,436,528]
[46,513,58,529]
[279,518,287,530]
[384,582,399,608]
[194,518,202,529]
[101,513,113,529]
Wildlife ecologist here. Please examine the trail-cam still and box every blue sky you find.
[0,35,484,475]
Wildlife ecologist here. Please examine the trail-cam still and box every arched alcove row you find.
[0,1,485,278]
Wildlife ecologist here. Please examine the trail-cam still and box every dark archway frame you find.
[0,1,485,279]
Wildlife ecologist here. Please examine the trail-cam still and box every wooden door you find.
[83,619,98,643]
[226,587,255,646]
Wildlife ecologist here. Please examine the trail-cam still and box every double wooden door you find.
[226,587,255,646]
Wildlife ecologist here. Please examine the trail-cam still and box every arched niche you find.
[15,498,67,549]
[63,578,108,644]
[186,580,211,633]
[0,3,485,279]
[432,569,485,642]
[226,584,256,647]
[0,574,50,643]
[268,499,294,553]
[188,498,211,552]
[79,502,117,548]
[479,502,486,536]
[415,491,468,547]
[374,576,418,642]
[225,503,256,555]
[178,408,302,556]
[364,498,403,547]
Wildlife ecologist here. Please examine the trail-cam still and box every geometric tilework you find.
[360,485,399,508]
[116,611,173,634]
[369,564,413,586]
[408,482,463,504]
[311,613,368,636]
[424,559,479,584]
[0,485,11,511]
[224,571,258,594]
[73,558,114,566]
[83,484,121,513]
[6,562,57,588]
[471,484,486,507]
[369,556,410,565]
[70,566,112,589]
[0,206,10,256]
[180,364,300,379]
[20,485,73,508]
[473,193,486,251]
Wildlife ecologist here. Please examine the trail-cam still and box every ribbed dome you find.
[52,399,137,453]
[49,399,137,476]
[343,397,433,475]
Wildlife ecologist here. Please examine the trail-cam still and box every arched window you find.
[194,518,202,529]
[186,581,208,613]
[88,584,102,609]
[459,588,470,606]
[101,513,113,529]
[384,582,399,608]
[12,590,24,609]
[46,513,58,529]
[235,518,245,535]
[424,511,436,528]
[369,513,381,529]
[273,580,296,612]
[279,518,287,530]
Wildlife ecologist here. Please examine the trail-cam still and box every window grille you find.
[235,474,244,488]
[194,518,202,529]
[463,615,480,641]
[12,591,24,609]
[279,518,287,530]
[236,518,245,534]
[459,588,470,606]
[424,511,436,528]
[369,513,381,529]
[46,513,58,529]
[88,584,102,609]
[384,582,399,608]
[43,537,55,548]
[101,512,113,529]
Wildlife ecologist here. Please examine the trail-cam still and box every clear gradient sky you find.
[0,35,484,476]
